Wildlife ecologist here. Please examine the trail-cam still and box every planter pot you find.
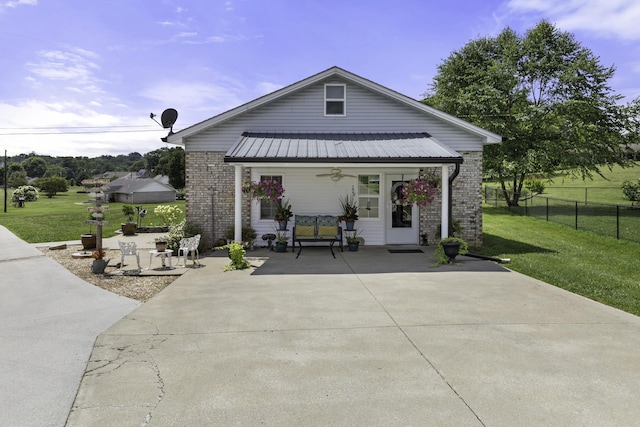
[155,241,168,252]
[81,233,97,250]
[91,258,109,274]
[278,220,288,231]
[275,242,288,253]
[345,221,355,231]
[441,242,461,263]
[121,222,137,236]
[347,241,360,252]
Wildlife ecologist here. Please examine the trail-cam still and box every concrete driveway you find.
[0,226,140,427]
[66,246,640,426]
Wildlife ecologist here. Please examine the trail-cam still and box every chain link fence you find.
[484,187,640,243]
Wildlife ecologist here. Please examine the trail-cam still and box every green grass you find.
[0,187,185,243]
[477,206,640,316]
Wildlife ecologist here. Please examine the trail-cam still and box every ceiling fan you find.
[316,167,356,182]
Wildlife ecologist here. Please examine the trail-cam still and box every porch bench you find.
[292,215,343,258]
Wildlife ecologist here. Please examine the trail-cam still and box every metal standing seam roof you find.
[224,132,463,164]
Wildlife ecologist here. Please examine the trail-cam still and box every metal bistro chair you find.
[117,241,141,272]
[178,234,201,266]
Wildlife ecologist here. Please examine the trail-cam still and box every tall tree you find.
[21,156,47,178]
[424,21,636,206]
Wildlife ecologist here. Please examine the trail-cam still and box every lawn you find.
[477,206,640,317]
[0,186,185,243]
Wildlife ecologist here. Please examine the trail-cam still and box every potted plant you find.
[434,237,469,265]
[91,249,109,274]
[339,193,359,231]
[401,176,439,207]
[274,198,293,230]
[121,205,137,235]
[154,237,168,252]
[274,228,289,252]
[346,230,362,252]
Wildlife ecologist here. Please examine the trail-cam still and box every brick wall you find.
[417,151,483,247]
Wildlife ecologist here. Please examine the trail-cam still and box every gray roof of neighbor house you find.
[225,132,463,164]
[167,66,501,145]
[106,177,176,194]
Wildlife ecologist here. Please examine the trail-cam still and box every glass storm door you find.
[386,175,419,244]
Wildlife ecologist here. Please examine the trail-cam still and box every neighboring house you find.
[106,176,176,204]
[167,66,501,248]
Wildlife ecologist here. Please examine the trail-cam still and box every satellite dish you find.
[161,108,178,129]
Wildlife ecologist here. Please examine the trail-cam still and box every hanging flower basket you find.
[243,179,285,202]
[401,178,439,207]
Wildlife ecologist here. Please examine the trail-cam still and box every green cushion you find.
[296,225,315,237]
[317,225,338,238]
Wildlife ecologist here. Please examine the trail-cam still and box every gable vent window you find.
[325,84,346,116]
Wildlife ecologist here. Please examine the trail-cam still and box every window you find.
[259,175,282,220]
[325,84,345,116]
[357,174,380,218]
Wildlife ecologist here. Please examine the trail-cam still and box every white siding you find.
[249,166,426,246]
[185,78,484,153]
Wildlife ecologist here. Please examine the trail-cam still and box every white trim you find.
[440,165,449,239]
[234,165,242,242]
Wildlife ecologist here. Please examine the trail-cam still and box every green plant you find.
[274,198,293,222]
[274,228,288,244]
[433,237,469,266]
[154,204,183,226]
[13,185,39,202]
[165,220,203,254]
[346,230,362,244]
[524,178,545,194]
[122,205,135,221]
[436,218,464,238]
[339,193,359,222]
[621,178,640,205]
[216,241,251,271]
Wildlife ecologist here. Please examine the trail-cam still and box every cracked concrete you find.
[66,248,640,426]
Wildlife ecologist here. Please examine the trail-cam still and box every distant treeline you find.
[1,147,185,189]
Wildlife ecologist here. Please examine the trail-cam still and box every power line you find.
[0,129,165,136]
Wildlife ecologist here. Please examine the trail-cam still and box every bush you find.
[524,179,545,194]
[165,220,203,254]
[37,176,68,198]
[13,185,39,202]
[621,179,640,204]
[154,204,183,226]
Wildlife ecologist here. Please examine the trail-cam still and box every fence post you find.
[575,201,578,230]
[546,197,549,221]
[585,188,588,205]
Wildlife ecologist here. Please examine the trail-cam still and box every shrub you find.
[524,179,545,194]
[165,220,203,254]
[13,185,39,202]
[154,204,183,226]
[217,242,251,271]
[621,179,640,205]
[37,176,69,198]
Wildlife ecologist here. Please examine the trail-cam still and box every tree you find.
[621,179,640,205]
[44,164,66,178]
[21,156,47,178]
[424,21,636,206]
[37,176,69,198]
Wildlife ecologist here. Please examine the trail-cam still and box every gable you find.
[169,67,500,153]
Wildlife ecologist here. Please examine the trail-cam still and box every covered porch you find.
[224,133,464,245]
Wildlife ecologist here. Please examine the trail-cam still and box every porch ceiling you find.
[224,132,463,164]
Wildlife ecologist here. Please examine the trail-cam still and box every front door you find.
[386,175,418,244]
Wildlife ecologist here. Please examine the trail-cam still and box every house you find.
[167,66,501,248]
[105,176,176,204]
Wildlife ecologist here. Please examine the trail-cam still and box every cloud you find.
[0,100,167,157]
[255,81,283,96]
[1,0,37,9]
[27,48,102,84]
[506,0,640,40]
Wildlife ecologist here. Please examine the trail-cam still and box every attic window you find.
[325,84,345,116]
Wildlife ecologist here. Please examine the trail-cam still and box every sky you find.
[1,0,640,158]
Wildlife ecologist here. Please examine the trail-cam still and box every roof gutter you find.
[448,162,461,237]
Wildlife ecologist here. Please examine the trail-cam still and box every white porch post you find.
[234,165,243,242]
[441,164,449,239]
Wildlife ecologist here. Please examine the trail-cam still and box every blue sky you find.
[1,0,640,157]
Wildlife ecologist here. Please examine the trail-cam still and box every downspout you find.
[448,163,461,237]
